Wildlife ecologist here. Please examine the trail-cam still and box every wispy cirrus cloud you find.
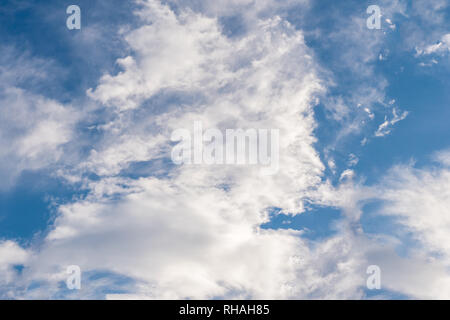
[0,47,79,189]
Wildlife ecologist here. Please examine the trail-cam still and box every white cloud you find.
[307,149,450,299]
[0,48,79,189]
[6,0,377,299]
[348,154,359,167]
[378,159,450,262]
[3,0,448,301]
[0,241,29,297]
[366,246,450,299]
[424,34,450,55]
[356,153,450,299]
[374,107,408,137]
[433,150,450,167]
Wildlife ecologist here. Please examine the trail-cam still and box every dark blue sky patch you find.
[219,14,247,38]
[261,206,342,241]
[0,169,86,245]
[363,287,410,300]
[119,158,176,180]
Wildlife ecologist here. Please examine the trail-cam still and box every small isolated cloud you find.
[375,107,408,137]
[347,154,359,167]
[385,18,396,30]
[416,34,450,56]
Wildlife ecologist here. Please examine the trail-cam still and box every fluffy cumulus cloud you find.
[1,0,449,300]
[0,0,379,299]
[30,0,372,299]
[304,148,450,299]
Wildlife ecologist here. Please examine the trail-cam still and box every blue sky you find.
[0,0,449,299]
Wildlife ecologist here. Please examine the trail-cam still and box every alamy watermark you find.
[170,121,280,175]
[66,265,81,290]
[366,265,381,290]
[366,5,381,30]
[66,5,81,30]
